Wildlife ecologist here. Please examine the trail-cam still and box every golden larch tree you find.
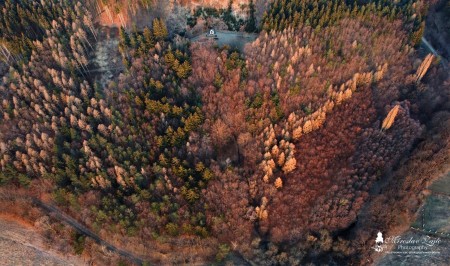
[381,105,400,130]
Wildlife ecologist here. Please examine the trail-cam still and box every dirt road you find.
[0,194,146,265]
[31,198,146,265]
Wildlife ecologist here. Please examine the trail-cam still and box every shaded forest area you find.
[187,0,258,32]
[424,0,450,59]
[0,0,449,265]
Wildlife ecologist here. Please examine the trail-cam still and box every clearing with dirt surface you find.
[0,217,85,266]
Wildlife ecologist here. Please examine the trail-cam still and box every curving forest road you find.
[1,194,146,265]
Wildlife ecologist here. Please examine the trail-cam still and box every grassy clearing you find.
[428,172,450,196]
[412,194,450,235]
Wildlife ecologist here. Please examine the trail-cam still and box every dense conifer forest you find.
[0,0,448,265]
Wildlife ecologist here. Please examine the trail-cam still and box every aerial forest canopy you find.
[262,0,427,46]
[0,0,448,265]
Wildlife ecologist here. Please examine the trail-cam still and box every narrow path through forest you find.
[1,194,146,265]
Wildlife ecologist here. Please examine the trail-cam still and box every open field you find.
[0,218,85,266]
[428,172,450,196]
[412,172,450,236]
[414,195,450,235]
[377,171,450,266]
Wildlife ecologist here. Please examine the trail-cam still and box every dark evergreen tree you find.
[245,0,257,32]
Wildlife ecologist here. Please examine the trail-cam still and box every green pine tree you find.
[143,26,154,47]
[245,0,257,32]
[119,26,130,47]
[153,18,168,41]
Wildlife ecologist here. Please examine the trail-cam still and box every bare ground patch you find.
[0,218,86,266]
